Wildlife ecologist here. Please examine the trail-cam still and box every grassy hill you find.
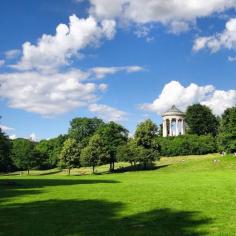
[1,154,236,235]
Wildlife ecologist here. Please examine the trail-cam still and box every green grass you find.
[1,154,236,235]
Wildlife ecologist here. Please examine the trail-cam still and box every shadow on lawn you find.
[115,163,169,173]
[0,179,120,203]
[0,199,212,236]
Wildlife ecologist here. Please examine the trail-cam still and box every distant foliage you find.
[35,135,67,169]
[59,138,81,175]
[0,128,13,172]
[96,121,128,171]
[185,104,219,136]
[80,134,110,173]
[11,138,40,174]
[158,135,217,156]
[68,117,104,144]
[217,107,236,153]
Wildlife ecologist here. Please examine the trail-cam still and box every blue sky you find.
[0,0,236,140]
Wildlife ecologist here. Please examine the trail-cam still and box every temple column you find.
[163,119,167,137]
[170,118,172,136]
[175,119,178,136]
[181,119,184,135]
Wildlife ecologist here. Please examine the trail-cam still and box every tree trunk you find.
[27,169,29,175]
[92,165,95,174]
[68,168,71,176]
[144,162,147,169]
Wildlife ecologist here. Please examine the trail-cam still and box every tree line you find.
[0,104,236,174]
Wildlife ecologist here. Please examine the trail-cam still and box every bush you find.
[158,135,216,156]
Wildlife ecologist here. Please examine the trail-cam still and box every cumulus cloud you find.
[29,133,38,141]
[88,103,127,122]
[0,14,145,122]
[5,49,21,59]
[0,125,14,131]
[193,18,236,52]
[90,65,144,79]
[0,70,97,116]
[0,60,5,67]
[141,81,236,116]
[9,134,17,140]
[12,15,116,71]
[228,55,236,61]
[89,0,236,31]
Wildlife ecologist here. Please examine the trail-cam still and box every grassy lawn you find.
[1,154,236,235]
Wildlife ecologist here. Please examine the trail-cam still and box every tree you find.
[68,117,104,144]
[59,138,81,175]
[80,134,110,173]
[134,119,160,168]
[11,138,38,175]
[96,121,128,171]
[116,139,139,165]
[0,128,12,172]
[35,134,67,169]
[217,107,236,153]
[135,119,159,149]
[185,104,219,136]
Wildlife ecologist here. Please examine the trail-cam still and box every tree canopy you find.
[185,104,219,136]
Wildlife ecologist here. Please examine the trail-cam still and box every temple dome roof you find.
[162,105,184,117]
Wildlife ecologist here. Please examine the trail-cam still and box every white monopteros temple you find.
[162,105,185,137]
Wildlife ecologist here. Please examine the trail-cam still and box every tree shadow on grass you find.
[114,163,169,173]
[0,199,212,236]
[0,179,120,203]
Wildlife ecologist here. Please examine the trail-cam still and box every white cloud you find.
[193,18,236,52]
[141,81,236,116]
[228,55,236,61]
[0,125,14,131]
[9,134,17,140]
[89,0,236,31]
[29,133,38,141]
[0,70,98,116]
[12,15,116,71]
[168,21,190,34]
[90,65,144,79]
[0,60,5,66]
[88,103,127,121]
[5,49,21,59]
[98,83,108,92]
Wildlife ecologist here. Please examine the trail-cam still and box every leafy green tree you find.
[134,119,160,168]
[217,107,236,153]
[35,135,67,169]
[80,134,110,173]
[116,139,139,165]
[0,128,12,172]
[135,119,159,149]
[185,104,219,136]
[59,138,81,175]
[68,117,104,144]
[96,121,128,171]
[11,138,38,175]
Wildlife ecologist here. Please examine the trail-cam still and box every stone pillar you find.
[163,119,167,137]
[170,119,172,136]
[175,119,178,136]
[181,119,184,135]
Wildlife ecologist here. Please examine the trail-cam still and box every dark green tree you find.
[11,138,38,175]
[59,138,81,175]
[217,107,236,153]
[185,104,219,136]
[0,128,12,172]
[68,117,104,144]
[80,134,110,173]
[135,119,159,149]
[134,119,160,168]
[96,121,128,171]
